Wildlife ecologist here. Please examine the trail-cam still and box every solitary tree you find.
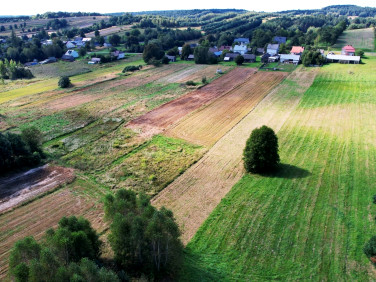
[142,43,165,64]
[58,76,71,88]
[243,125,280,173]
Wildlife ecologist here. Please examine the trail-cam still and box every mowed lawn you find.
[333,28,375,51]
[182,57,376,280]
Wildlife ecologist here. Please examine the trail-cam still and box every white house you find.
[267,44,279,56]
[233,45,247,55]
[65,50,79,58]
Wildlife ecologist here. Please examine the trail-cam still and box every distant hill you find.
[280,5,376,17]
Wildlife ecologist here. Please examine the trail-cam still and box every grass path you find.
[152,67,318,244]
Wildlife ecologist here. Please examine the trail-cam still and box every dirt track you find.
[152,68,318,244]
[127,67,257,137]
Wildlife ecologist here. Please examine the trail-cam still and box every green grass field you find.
[182,57,376,280]
[333,28,375,51]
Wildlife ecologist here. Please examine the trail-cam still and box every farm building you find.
[280,54,301,64]
[256,48,265,54]
[65,50,79,58]
[61,55,75,62]
[88,57,101,64]
[166,55,176,62]
[290,46,305,55]
[224,53,239,61]
[267,44,279,55]
[234,38,250,46]
[326,54,360,64]
[243,54,256,63]
[342,45,356,56]
[209,47,219,53]
[187,54,195,61]
[273,36,287,44]
[233,45,247,55]
[268,55,280,63]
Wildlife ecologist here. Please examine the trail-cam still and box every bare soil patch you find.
[0,165,75,214]
[127,67,257,137]
[166,71,288,146]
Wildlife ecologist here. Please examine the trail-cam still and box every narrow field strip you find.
[0,178,106,279]
[152,68,318,244]
[166,71,287,147]
[127,67,257,137]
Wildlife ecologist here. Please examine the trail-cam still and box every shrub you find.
[243,125,280,173]
[356,50,365,57]
[122,65,140,73]
[364,236,376,260]
[373,194,376,204]
[235,55,245,65]
[162,56,169,64]
[202,76,207,84]
[186,80,196,86]
[58,76,70,88]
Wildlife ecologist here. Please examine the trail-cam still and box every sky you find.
[1,0,376,16]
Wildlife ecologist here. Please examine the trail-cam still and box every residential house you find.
[326,54,360,64]
[82,38,91,44]
[273,36,287,44]
[219,46,232,51]
[65,50,79,58]
[213,51,222,57]
[341,45,356,56]
[243,54,256,63]
[209,47,219,53]
[66,41,76,49]
[267,44,279,56]
[256,48,265,54]
[88,57,101,64]
[280,54,301,65]
[166,55,176,62]
[290,46,305,55]
[187,54,195,61]
[103,43,112,48]
[234,38,250,46]
[111,51,125,59]
[61,55,75,62]
[233,45,247,55]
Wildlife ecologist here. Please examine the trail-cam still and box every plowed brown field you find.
[127,68,257,137]
[152,68,318,244]
[166,71,288,146]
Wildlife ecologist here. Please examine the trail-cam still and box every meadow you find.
[180,56,376,280]
[332,27,375,51]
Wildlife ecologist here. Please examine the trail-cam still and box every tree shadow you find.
[260,163,311,179]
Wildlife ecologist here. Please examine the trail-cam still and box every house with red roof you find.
[290,46,305,55]
[342,45,356,56]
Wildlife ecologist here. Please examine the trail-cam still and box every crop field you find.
[333,28,375,51]
[0,16,110,37]
[166,71,288,146]
[156,64,231,84]
[179,58,376,280]
[127,67,257,137]
[85,25,132,38]
[0,178,108,278]
[153,67,318,244]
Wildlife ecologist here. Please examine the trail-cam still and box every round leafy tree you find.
[235,55,245,65]
[58,76,70,88]
[142,43,165,64]
[243,125,280,173]
[364,236,376,261]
